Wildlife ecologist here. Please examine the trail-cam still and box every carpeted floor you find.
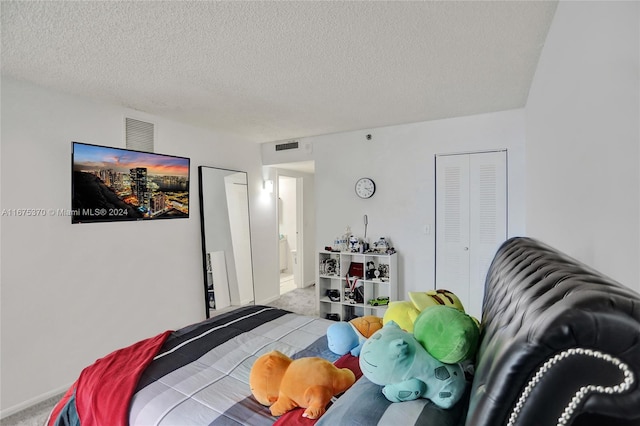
[267,285,318,317]
[1,393,60,426]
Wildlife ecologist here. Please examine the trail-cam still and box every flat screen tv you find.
[71,142,190,224]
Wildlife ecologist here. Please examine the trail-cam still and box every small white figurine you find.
[374,237,389,253]
[348,235,360,252]
[340,226,352,251]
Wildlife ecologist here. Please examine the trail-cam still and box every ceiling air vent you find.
[275,141,299,151]
[126,117,154,152]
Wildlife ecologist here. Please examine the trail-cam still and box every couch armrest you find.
[466,237,640,426]
[508,347,635,425]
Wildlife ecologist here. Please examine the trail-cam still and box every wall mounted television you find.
[71,142,190,224]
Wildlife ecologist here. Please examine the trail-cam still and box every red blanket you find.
[48,330,172,426]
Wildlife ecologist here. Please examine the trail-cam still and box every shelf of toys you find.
[317,234,397,322]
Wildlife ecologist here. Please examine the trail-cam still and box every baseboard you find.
[0,383,70,419]
[258,283,315,306]
[257,295,280,305]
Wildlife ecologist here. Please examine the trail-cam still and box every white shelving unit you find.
[317,250,398,321]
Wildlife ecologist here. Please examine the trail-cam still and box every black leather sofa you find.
[317,237,640,425]
[467,237,640,426]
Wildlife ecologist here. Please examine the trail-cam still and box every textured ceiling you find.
[1,1,557,144]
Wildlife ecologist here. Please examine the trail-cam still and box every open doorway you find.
[268,160,315,304]
[278,175,300,295]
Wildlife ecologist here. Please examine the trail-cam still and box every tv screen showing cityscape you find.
[71,142,190,223]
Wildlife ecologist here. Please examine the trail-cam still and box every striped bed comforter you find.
[130,305,340,425]
[48,304,468,426]
[49,305,341,426]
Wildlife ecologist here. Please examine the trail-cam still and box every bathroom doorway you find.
[278,175,301,295]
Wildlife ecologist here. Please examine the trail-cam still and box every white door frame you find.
[295,176,304,289]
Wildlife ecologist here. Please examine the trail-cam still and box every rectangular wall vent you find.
[126,117,154,152]
[275,141,299,151]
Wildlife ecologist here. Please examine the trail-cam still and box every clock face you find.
[355,178,376,199]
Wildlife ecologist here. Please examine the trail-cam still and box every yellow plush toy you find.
[411,289,481,328]
[409,289,466,312]
[250,350,356,419]
[383,289,468,333]
[382,301,421,332]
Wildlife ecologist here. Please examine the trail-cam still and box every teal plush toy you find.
[358,321,466,409]
[413,305,480,364]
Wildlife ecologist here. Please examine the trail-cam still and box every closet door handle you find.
[463,247,469,251]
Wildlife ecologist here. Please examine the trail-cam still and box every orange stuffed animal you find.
[250,350,356,419]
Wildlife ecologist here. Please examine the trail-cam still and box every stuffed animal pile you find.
[382,289,466,332]
[358,289,480,408]
[249,289,480,417]
[359,321,466,408]
[249,350,355,419]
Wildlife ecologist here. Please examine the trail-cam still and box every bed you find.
[47,305,469,426]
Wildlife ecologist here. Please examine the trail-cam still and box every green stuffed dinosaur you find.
[358,321,466,409]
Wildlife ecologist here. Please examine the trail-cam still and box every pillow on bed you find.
[272,354,363,426]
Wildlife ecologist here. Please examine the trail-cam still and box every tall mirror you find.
[198,166,255,318]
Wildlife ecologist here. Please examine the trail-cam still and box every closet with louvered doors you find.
[435,150,507,319]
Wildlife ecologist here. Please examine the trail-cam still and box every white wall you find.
[0,77,271,415]
[525,1,640,292]
[302,109,527,298]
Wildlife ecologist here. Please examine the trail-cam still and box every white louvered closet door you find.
[435,151,507,319]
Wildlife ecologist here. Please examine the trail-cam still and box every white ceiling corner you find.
[1,1,558,144]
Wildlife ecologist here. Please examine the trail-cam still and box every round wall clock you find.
[355,177,376,199]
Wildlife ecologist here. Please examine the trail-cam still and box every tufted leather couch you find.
[466,237,640,426]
